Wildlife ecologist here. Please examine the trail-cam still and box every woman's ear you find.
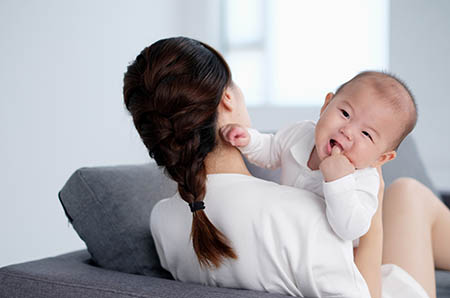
[320,92,334,115]
[220,86,234,112]
[371,151,397,167]
[216,86,235,128]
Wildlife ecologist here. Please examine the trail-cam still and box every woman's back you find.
[151,174,370,297]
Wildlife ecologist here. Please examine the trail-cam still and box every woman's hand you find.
[376,166,385,205]
[353,165,385,298]
[372,166,385,228]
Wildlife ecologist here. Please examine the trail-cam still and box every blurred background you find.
[1,0,449,267]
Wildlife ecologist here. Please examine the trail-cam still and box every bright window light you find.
[223,0,390,107]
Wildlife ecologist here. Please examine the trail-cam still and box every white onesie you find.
[240,120,379,246]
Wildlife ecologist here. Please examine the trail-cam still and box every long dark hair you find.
[123,37,237,268]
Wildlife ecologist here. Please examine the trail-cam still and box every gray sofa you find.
[1,136,449,298]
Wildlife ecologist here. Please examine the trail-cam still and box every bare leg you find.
[381,178,450,298]
[431,193,450,270]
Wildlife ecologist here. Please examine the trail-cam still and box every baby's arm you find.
[220,124,283,169]
[322,168,379,241]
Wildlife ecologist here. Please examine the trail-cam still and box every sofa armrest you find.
[0,250,289,298]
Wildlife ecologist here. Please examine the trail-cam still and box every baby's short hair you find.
[335,71,418,151]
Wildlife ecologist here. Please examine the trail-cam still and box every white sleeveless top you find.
[150,174,428,298]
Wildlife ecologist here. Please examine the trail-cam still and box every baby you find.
[220,71,417,247]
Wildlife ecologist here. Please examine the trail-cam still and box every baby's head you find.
[315,71,417,169]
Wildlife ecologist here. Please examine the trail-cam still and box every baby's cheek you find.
[346,153,361,168]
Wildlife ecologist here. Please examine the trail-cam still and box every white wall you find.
[390,0,450,192]
[0,0,220,267]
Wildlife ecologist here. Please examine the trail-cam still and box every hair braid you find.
[123,37,237,268]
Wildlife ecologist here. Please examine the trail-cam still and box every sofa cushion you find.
[0,250,291,298]
[58,163,176,277]
[382,135,438,196]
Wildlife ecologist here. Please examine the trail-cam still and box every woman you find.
[123,37,450,298]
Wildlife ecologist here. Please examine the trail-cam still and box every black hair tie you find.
[189,201,205,213]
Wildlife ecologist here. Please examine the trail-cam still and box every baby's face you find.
[315,84,400,169]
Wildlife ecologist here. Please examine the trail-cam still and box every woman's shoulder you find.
[207,173,317,197]
[151,174,326,224]
[150,173,332,247]
[205,174,326,221]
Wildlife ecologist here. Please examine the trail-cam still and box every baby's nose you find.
[340,127,353,141]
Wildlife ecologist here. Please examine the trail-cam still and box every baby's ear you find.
[372,151,397,167]
[320,92,334,115]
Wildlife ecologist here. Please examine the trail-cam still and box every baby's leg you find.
[382,178,441,298]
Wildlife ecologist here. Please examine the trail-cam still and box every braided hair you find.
[123,37,237,268]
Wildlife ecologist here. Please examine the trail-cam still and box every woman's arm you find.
[354,166,384,298]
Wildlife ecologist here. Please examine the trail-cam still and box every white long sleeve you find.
[240,121,313,170]
[239,128,280,169]
[322,168,380,240]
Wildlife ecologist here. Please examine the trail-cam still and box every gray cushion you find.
[437,270,450,297]
[58,163,176,277]
[382,135,438,197]
[1,250,449,298]
[0,250,290,298]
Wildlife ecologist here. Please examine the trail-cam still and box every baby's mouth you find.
[329,139,344,152]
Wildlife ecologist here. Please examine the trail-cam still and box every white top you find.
[151,174,371,297]
[240,121,379,244]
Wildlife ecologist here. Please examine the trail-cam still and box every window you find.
[222,0,389,107]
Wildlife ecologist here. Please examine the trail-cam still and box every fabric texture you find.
[0,250,289,298]
[58,163,177,277]
[2,250,448,298]
[381,264,429,298]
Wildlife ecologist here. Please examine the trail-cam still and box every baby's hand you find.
[220,124,250,147]
[319,146,355,182]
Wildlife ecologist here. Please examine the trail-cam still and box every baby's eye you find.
[362,131,373,141]
[340,109,350,119]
